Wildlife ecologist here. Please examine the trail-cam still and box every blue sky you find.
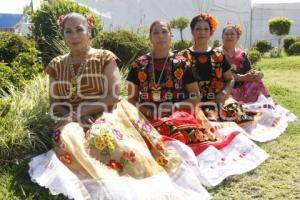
[1,0,300,14]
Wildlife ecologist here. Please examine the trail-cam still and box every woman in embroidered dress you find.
[219,24,297,141]
[180,13,255,123]
[28,13,212,200]
[221,24,269,103]
[127,19,268,187]
[181,13,294,143]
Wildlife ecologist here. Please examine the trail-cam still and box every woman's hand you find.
[243,70,263,82]
[80,115,95,127]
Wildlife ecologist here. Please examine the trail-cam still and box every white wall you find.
[251,2,300,47]
[74,0,252,48]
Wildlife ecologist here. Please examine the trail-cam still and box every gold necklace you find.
[68,55,87,95]
[151,52,169,102]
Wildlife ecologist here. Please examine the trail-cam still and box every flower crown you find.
[226,22,243,36]
[57,14,94,28]
[199,13,219,33]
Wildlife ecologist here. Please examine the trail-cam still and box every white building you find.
[251,1,300,47]
[74,0,252,47]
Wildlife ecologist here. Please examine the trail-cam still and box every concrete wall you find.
[74,0,252,48]
[251,2,300,47]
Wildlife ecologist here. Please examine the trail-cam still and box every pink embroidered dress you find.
[224,48,270,103]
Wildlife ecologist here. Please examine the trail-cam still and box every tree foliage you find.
[170,16,189,41]
[268,17,293,36]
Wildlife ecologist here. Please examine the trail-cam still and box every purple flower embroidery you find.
[112,129,123,140]
[59,142,66,150]
[142,123,152,132]
[52,129,61,142]
[141,60,149,66]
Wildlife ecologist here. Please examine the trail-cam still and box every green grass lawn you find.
[0,56,299,200]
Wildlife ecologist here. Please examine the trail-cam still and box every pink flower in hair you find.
[57,15,65,27]
[87,15,94,28]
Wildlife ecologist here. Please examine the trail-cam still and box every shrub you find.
[212,39,222,48]
[283,36,300,53]
[247,49,261,64]
[29,0,102,65]
[0,32,43,90]
[172,40,192,51]
[268,17,293,37]
[0,63,22,93]
[93,29,150,66]
[268,17,293,48]
[10,48,43,80]
[286,42,300,56]
[254,40,272,54]
[170,16,189,41]
[0,32,35,64]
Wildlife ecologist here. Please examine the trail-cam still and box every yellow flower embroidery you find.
[91,124,116,153]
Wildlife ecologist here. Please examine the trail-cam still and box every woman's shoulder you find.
[89,49,116,60]
[211,48,225,62]
[179,48,192,61]
[49,54,67,65]
[235,48,247,58]
[132,54,151,69]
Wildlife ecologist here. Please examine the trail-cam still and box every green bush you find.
[29,0,102,65]
[212,39,222,48]
[0,32,43,91]
[247,49,261,64]
[254,40,272,54]
[0,32,35,64]
[286,42,300,56]
[93,29,150,65]
[0,63,22,93]
[283,36,300,53]
[10,48,43,80]
[268,17,293,37]
[172,40,192,51]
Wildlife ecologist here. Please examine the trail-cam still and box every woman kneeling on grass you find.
[28,12,212,200]
[127,19,268,187]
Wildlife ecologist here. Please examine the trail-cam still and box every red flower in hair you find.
[87,15,94,28]
[199,13,219,34]
[57,15,65,27]
[234,24,243,36]
[226,22,243,36]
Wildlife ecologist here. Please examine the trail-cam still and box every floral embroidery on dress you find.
[155,120,218,145]
[107,159,123,171]
[90,124,116,155]
[134,54,187,103]
[156,154,168,166]
[59,152,73,164]
[182,49,226,99]
[52,129,61,143]
[138,71,147,82]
